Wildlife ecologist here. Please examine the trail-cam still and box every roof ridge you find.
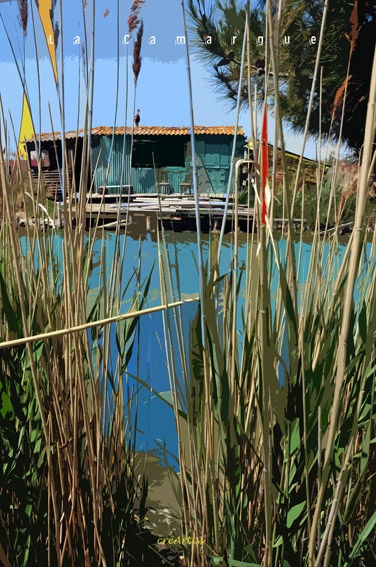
[26,125,246,142]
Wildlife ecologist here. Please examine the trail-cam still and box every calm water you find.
[21,229,363,464]
[87,230,352,463]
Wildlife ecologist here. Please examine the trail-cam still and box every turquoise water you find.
[21,230,372,464]
[89,231,245,462]
[86,231,352,462]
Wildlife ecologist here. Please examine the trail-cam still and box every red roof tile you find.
[27,125,245,142]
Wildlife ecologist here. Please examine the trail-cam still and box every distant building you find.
[25,126,246,197]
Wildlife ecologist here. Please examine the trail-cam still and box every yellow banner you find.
[18,93,34,159]
[38,0,58,82]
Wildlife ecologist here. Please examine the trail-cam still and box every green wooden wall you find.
[91,133,245,195]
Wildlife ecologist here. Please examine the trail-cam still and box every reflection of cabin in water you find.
[25,126,246,198]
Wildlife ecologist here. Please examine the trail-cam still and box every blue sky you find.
[0,0,328,158]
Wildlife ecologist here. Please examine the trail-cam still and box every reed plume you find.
[17,0,28,36]
[132,20,144,83]
[128,0,146,35]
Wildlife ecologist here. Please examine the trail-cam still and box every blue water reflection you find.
[22,230,371,466]
[94,232,352,464]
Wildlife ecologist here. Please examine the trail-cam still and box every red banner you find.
[261,103,269,225]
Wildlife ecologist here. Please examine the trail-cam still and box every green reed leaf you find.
[286,501,306,529]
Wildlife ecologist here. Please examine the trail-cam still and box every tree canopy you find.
[187,0,376,152]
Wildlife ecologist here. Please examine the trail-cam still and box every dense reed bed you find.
[0,2,152,566]
[154,3,376,567]
[0,1,376,566]
[0,123,156,566]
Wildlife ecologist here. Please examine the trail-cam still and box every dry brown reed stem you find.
[265,0,298,319]
[0,298,199,350]
[308,45,376,567]
[289,0,329,222]
[2,7,144,567]
[129,18,143,188]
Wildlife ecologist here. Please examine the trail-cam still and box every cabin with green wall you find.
[25,126,247,197]
[91,126,246,195]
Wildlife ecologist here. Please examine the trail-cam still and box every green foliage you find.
[160,211,376,567]
[273,178,358,228]
[0,194,149,566]
[188,0,376,150]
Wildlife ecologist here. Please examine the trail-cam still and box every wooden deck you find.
[80,193,256,232]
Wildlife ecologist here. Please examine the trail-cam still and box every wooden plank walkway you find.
[77,193,305,232]
[81,193,255,232]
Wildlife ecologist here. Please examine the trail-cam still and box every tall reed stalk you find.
[2,2,376,567]
[0,129,150,567]
[0,4,150,566]
[157,6,376,567]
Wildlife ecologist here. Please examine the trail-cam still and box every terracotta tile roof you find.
[27,125,245,142]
